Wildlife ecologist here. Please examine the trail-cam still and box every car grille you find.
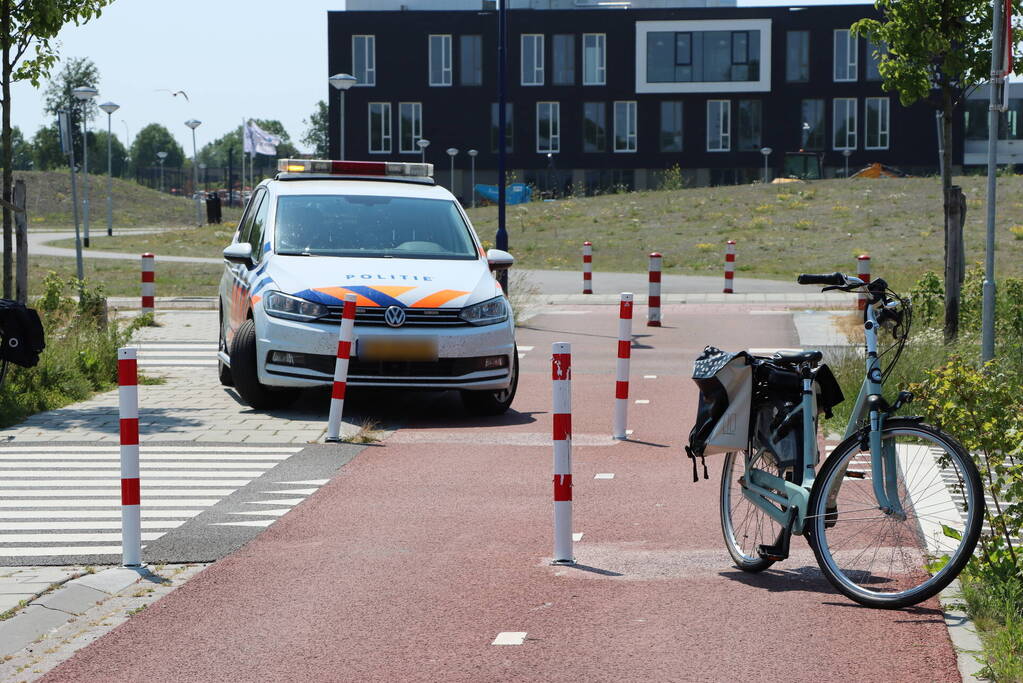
[275,353,501,378]
[322,306,468,327]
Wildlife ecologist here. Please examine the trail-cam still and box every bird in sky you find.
[155,89,189,102]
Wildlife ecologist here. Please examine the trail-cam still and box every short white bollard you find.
[582,241,593,294]
[612,293,633,440]
[118,347,142,567]
[325,293,358,442]
[647,252,662,327]
[552,342,573,565]
[723,241,736,294]
[141,253,155,315]
[857,254,871,311]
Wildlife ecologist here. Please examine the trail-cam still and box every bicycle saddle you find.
[771,350,823,366]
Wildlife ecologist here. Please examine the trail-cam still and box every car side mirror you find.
[223,242,253,267]
[486,248,514,271]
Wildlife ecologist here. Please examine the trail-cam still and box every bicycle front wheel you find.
[720,449,783,573]
[807,419,983,608]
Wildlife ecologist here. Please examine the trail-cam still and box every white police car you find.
[218,159,517,414]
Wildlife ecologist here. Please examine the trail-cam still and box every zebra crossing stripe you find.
[212,520,275,528]
[0,510,202,519]
[3,520,186,531]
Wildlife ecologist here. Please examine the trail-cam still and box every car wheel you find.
[218,307,234,387]
[461,348,518,416]
[230,319,296,409]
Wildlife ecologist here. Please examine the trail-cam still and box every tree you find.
[130,123,184,173]
[0,126,31,170]
[198,119,298,168]
[852,0,1022,341]
[0,0,111,299]
[302,100,328,157]
[91,129,127,177]
[42,56,99,156]
[30,124,64,171]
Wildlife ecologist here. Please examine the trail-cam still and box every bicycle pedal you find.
[757,545,788,562]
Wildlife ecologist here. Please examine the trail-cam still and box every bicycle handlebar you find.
[797,272,847,286]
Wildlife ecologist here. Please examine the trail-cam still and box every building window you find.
[522,34,545,86]
[865,97,890,149]
[368,102,391,154]
[490,102,513,153]
[801,99,826,150]
[460,35,483,86]
[646,28,760,83]
[399,102,422,154]
[552,34,575,85]
[866,40,884,81]
[583,103,607,152]
[537,101,560,153]
[352,35,376,86]
[834,29,857,82]
[737,99,762,151]
[583,33,606,85]
[707,100,730,151]
[429,34,452,86]
[614,101,637,152]
[833,97,857,149]
[659,101,683,152]
[786,31,809,82]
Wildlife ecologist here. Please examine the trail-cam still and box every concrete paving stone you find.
[0,604,68,657]
[34,584,108,616]
[0,582,57,595]
[18,568,78,584]
[0,594,24,613]
[70,568,145,596]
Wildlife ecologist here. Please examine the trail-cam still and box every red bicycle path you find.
[43,304,959,683]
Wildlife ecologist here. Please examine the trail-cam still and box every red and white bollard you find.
[723,240,736,294]
[551,341,573,565]
[857,254,871,310]
[141,253,155,315]
[582,241,593,294]
[325,293,358,442]
[118,347,142,567]
[647,252,662,327]
[613,292,633,440]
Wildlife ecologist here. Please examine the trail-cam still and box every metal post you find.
[191,126,201,226]
[612,293,634,440]
[340,90,346,161]
[496,0,509,291]
[106,112,113,237]
[60,109,84,281]
[551,342,574,565]
[82,112,91,248]
[117,347,143,568]
[982,0,1006,363]
[326,293,358,442]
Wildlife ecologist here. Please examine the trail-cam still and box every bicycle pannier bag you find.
[685,346,752,481]
[0,299,45,368]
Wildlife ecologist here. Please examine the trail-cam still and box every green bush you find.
[0,273,148,429]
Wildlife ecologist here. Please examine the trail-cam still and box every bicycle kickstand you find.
[758,513,796,562]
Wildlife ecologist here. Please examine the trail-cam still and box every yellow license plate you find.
[358,336,438,362]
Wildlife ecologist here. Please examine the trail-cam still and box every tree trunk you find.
[940,91,964,343]
[13,178,26,304]
[1,0,13,300]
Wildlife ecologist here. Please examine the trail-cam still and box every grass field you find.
[34,174,1023,292]
[29,255,222,298]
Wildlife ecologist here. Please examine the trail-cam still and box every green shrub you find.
[0,274,148,428]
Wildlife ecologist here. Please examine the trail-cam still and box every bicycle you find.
[718,272,983,608]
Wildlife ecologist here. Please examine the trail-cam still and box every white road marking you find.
[0,532,164,543]
[0,546,125,557]
[261,488,318,495]
[0,453,291,462]
[594,473,615,480]
[518,346,534,352]
[643,375,658,379]
[0,447,299,455]
[0,480,250,488]
[211,520,275,528]
[225,509,291,517]
[0,499,220,508]
[0,470,268,479]
[0,510,202,519]
[749,310,791,315]
[0,489,237,497]
[1,520,186,531]
[634,399,650,404]
[492,632,527,646]
[572,532,584,541]
[0,461,280,469]
[626,429,634,436]
[245,498,306,506]
[274,480,330,486]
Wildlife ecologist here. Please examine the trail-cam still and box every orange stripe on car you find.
[314,286,377,308]
[372,286,417,298]
[410,289,470,308]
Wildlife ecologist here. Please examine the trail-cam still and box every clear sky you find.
[8,0,871,157]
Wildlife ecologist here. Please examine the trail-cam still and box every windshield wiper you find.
[278,250,319,257]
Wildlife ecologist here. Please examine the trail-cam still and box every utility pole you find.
[982,0,1008,362]
[496,0,509,292]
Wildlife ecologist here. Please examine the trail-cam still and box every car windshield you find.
[274,194,478,260]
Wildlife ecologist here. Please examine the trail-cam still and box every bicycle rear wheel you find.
[720,449,784,572]
[807,419,983,608]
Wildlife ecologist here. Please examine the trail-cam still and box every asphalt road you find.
[40,304,960,683]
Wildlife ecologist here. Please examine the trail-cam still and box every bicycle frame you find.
[739,296,904,535]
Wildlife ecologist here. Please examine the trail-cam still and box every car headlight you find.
[263,291,329,322]
[459,296,509,326]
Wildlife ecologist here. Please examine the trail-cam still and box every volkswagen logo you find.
[384,306,406,328]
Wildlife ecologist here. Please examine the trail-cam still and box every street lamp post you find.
[467,149,478,208]
[801,122,810,150]
[417,138,430,164]
[446,147,459,196]
[328,73,357,160]
[185,119,202,226]
[842,148,852,178]
[759,147,773,184]
[199,163,207,192]
[156,151,167,192]
[72,86,98,247]
[99,102,119,237]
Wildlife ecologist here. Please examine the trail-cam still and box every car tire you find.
[230,319,296,409]
[461,348,518,416]
[218,307,234,387]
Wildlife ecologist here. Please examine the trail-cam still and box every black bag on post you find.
[0,299,45,368]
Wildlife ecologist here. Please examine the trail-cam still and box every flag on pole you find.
[243,120,282,156]
[1005,0,1014,76]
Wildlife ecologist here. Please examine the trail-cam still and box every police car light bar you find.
[277,159,434,178]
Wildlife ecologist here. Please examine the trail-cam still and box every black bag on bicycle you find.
[0,299,45,368]
[685,346,753,481]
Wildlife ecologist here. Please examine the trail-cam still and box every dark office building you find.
[326,1,946,196]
